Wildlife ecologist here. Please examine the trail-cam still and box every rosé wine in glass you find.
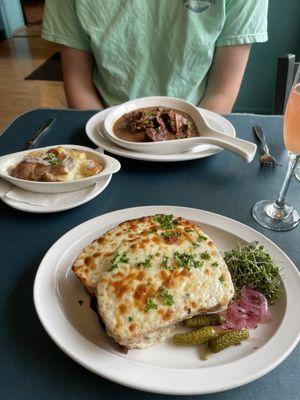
[284,83,300,154]
[252,68,300,231]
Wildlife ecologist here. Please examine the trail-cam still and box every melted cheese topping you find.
[10,146,102,182]
[72,215,234,349]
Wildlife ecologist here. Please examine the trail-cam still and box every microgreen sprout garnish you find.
[144,297,158,312]
[224,241,282,304]
[219,275,225,283]
[192,232,208,247]
[153,214,178,230]
[128,316,134,322]
[43,152,62,166]
[159,287,174,306]
[211,261,219,267]
[174,252,204,269]
[108,251,129,271]
[200,251,211,260]
[137,254,154,269]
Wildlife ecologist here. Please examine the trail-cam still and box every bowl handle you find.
[104,156,121,175]
[202,133,257,163]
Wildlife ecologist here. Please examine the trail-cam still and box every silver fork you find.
[252,125,279,167]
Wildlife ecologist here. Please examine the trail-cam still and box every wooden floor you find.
[0,24,66,132]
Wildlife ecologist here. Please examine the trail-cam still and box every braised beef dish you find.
[113,107,199,142]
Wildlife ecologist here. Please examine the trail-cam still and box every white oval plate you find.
[0,174,112,213]
[33,206,300,394]
[86,108,236,162]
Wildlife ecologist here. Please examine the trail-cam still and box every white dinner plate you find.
[86,108,236,162]
[0,174,112,213]
[33,206,300,394]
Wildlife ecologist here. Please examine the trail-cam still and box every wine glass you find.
[295,162,300,182]
[252,67,300,231]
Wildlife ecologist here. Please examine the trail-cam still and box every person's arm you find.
[199,45,251,114]
[61,46,104,109]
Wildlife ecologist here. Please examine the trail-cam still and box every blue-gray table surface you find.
[0,109,299,400]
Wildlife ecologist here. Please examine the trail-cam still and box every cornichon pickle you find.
[185,314,225,327]
[208,329,249,353]
[173,326,221,346]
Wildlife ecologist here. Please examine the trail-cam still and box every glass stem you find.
[275,154,300,208]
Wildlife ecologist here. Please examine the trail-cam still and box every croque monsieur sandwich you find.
[72,214,234,350]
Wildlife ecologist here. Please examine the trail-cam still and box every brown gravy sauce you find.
[113,107,199,142]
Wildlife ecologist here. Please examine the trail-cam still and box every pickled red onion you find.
[219,287,270,330]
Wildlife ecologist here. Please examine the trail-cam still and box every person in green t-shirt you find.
[42,0,268,113]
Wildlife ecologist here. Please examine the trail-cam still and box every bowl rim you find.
[0,144,117,185]
[103,96,206,147]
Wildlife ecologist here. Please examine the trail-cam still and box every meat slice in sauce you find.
[145,127,167,142]
[114,106,198,142]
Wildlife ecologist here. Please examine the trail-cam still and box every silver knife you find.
[23,117,56,150]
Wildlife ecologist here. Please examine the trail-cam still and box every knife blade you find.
[23,117,56,150]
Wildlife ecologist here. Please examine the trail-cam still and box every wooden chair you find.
[273,54,300,115]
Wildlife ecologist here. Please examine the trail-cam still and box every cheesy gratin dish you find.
[10,146,102,182]
[72,214,234,351]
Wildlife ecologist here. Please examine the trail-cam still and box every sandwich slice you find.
[72,214,234,350]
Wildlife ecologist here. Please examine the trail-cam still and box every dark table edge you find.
[0,108,100,137]
[0,108,283,137]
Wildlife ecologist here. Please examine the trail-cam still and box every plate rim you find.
[86,108,236,162]
[33,205,300,394]
[1,174,112,213]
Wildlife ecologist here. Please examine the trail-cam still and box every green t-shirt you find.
[42,0,268,107]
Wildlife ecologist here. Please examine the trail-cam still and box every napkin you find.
[0,178,101,207]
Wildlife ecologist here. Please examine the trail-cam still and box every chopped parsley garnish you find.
[155,252,161,257]
[43,152,62,166]
[144,297,158,312]
[153,214,177,230]
[161,255,176,270]
[219,275,225,283]
[147,227,158,234]
[160,231,181,239]
[211,261,219,267]
[128,316,134,322]
[137,254,154,269]
[159,287,174,306]
[200,251,211,260]
[162,255,169,268]
[184,228,194,233]
[141,227,157,235]
[192,232,208,247]
[108,251,129,271]
[174,252,204,269]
